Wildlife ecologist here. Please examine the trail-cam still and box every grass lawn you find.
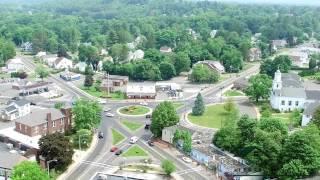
[121,120,143,132]
[121,145,148,157]
[272,113,294,125]
[81,86,126,100]
[223,90,243,97]
[111,128,125,145]
[119,105,150,115]
[172,102,183,110]
[188,104,229,129]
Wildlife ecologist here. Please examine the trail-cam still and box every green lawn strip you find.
[223,90,243,97]
[81,86,125,100]
[119,105,150,115]
[188,104,229,129]
[121,120,143,132]
[272,113,292,125]
[121,145,148,157]
[111,128,125,145]
[172,102,183,110]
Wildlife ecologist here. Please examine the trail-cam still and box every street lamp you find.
[47,159,57,177]
[78,134,88,151]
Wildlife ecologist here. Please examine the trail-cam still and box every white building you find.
[271,39,287,52]
[6,58,25,73]
[35,51,47,58]
[127,49,144,61]
[74,62,88,72]
[126,83,156,99]
[53,57,73,69]
[0,99,31,121]
[195,60,225,74]
[288,52,309,68]
[160,46,172,53]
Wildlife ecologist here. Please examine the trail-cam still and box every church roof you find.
[280,87,306,98]
[281,73,303,88]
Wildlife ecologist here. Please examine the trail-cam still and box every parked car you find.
[129,136,139,144]
[98,132,104,139]
[139,102,148,106]
[115,150,123,155]
[182,157,192,163]
[145,114,151,119]
[144,124,150,130]
[110,146,118,152]
[99,100,107,104]
[148,141,154,147]
[105,113,114,117]
[104,108,111,112]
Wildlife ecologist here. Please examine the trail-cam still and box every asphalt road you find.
[20,56,259,180]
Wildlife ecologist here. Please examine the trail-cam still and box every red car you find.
[110,147,118,152]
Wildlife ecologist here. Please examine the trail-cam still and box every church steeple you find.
[273,69,282,90]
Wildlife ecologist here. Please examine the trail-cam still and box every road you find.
[21,56,259,180]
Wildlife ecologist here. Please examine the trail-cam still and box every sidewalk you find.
[57,133,99,180]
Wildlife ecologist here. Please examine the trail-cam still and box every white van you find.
[129,136,139,144]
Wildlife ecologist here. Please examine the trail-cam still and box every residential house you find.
[60,71,81,81]
[287,52,309,68]
[35,51,46,58]
[270,70,320,125]
[6,58,25,73]
[74,62,87,72]
[127,49,144,61]
[271,39,287,51]
[12,80,51,96]
[302,101,320,126]
[52,57,73,70]
[195,60,225,74]
[0,99,30,121]
[100,74,128,92]
[187,28,200,40]
[0,151,27,177]
[248,48,262,61]
[210,30,218,38]
[14,107,72,137]
[160,46,172,53]
[20,42,32,52]
[126,83,156,99]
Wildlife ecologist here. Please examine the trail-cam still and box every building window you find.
[281,101,285,105]
[34,126,39,134]
[289,101,292,106]
[52,121,56,128]
[19,123,21,130]
[24,126,27,132]
[295,101,299,106]
[60,119,63,125]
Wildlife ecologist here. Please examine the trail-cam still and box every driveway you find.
[237,100,258,118]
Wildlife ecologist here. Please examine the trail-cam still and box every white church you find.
[270,70,320,126]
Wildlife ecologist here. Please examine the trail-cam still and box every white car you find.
[104,108,111,112]
[99,100,107,104]
[129,136,139,144]
[105,113,114,117]
[139,102,148,106]
[182,157,192,163]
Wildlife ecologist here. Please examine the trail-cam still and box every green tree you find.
[212,124,240,153]
[237,115,257,146]
[144,49,163,64]
[174,51,191,75]
[192,93,205,116]
[73,129,92,149]
[312,106,320,128]
[84,75,94,87]
[189,64,219,83]
[161,160,176,176]
[0,39,16,65]
[151,101,179,137]
[224,98,236,113]
[54,102,65,109]
[278,160,308,179]
[259,117,288,136]
[173,130,192,153]
[309,58,317,70]
[35,65,49,81]
[38,133,74,171]
[110,43,129,63]
[78,44,100,71]
[289,109,301,127]
[133,60,161,81]
[206,37,225,58]
[260,56,292,77]
[11,161,49,180]
[221,46,243,72]
[245,74,272,102]
[72,99,102,130]
[159,62,176,80]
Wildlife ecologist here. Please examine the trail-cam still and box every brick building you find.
[14,108,72,137]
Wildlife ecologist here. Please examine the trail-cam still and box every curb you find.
[57,132,99,180]
[116,105,152,117]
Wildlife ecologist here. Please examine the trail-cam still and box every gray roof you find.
[306,90,320,101]
[280,87,306,98]
[5,105,17,112]
[7,99,30,107]
[15,108,65,127]
[281,73,303,88]
[0,151,27,169]
[304,101,320,116]
[163,124,195,135]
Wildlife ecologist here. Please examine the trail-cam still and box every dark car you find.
[110,146,118,152]
[144,124,150,130]
[115,150,123,155]
[145,114,151,119]
[148,141,154,147]
[98,132,104,139]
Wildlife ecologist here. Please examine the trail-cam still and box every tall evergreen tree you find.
[192,93,205,116]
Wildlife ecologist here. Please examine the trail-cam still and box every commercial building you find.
[126,83,156,99]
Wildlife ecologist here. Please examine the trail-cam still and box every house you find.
[195,60,225,74]
[270,70,320,125]
[126,83,156,99]
[160,46,172,53]
[12,80,51,96]
[0,151,27,177]
[53,57,73,70]
[210,30,218,38]
[302,102,320,126]
[285,52,309,68]
[187,28,200,40]
[60,71,81,81]
[100,74,128,92]
[74,62,87,72]
[0,99,30,121]
[14,107,72,137]
[21,42,32,52]
[35,51,46,58]
[248,48,262,61]
[6,58,25,73]
[271,39,287,51]
[127,49,144,61]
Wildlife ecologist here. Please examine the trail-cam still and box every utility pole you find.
[107,72,110,97]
